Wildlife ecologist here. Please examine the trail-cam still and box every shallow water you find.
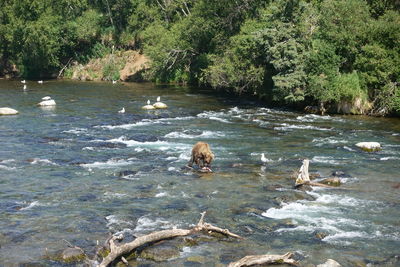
[0,80,399,266]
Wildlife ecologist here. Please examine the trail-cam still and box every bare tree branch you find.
[227,252,298,267]
[97,212,242,267]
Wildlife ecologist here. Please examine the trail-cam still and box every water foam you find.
[134,216,178,232]
[311,156,342,165]
[106,136,168,147]
[30,158,58,166]
[0,164,16,170]
[274,123,332,131]
[62,128,88,135]
[19,201,41,211]
[104,192,128,198]
[80,158,136,169]
[165,130,225,139]
[312,137,348,146]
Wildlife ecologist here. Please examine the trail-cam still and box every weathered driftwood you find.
[227,252,298,267]
[295,159,310,186]
[295,159,338,188]
[97,212,242,267]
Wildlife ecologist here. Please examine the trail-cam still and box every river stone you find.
[61,247,86,263]
[317,259,342,267]
[139,242,180,261]
[38,99,56,106]
[320,177,341,186]
[118,170,137,177]
[153,102,168,109]
[0,107,19,115]
[355,142,381,152]
[186,255,206,264]
[314,231,328,240]
[332,170,350,177]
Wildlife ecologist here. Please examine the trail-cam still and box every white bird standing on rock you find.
[118,107,125,113]
[142,100,155,110]
[42,96,51,101]
[261,153,268,164]
[112,80,117,84]
[21,80,26,84]
[153,96,168,109]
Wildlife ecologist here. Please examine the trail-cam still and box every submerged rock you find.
[355,142,381,152]
[153,102,168,109]
[37,99,56,106]
[317,259,342,267]
[61,247,86,263]
[118,170,137,177]
[139,242,180,261]
[320,177,341,186]
[0,107,19,115]
[331,170,351,177]
[314,231,329,240]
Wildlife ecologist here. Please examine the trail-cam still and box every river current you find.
[0,80,399,266]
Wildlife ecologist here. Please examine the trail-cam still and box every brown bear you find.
[187,142,214,170]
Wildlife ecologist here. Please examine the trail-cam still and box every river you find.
[0,80,399,266]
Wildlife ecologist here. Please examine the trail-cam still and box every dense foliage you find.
[0,0,399,115]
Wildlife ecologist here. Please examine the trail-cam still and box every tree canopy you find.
[0,0,399,115]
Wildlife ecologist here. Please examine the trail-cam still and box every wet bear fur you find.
[188,142,214,168]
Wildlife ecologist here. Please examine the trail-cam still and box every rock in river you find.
[317,259,342,267]
[0,107,19,115]
[355,142,381,152]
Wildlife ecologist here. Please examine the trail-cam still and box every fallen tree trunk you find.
[227,252,298,267]
[97,212,242,267]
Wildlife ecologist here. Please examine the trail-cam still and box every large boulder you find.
[317,259,342,267]
[0,107,19,115]
[355,142,381,152]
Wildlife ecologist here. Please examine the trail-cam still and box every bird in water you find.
[42,96,51,101]
[118,107,125,113]
[38,80,43,84]
[23,85,27,91]
[112,80,117,84]
[21,80,26,84]
[261,153,268,164]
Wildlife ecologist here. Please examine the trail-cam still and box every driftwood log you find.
[295,159,337,188]
[227,252,298,267]
[97,212,241,267]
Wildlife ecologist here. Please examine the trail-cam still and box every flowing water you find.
[0,80,399,266]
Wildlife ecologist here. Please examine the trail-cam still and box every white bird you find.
[23,85,27,91]
[38,80,43,84]
[21,80,26,84]
[261,153,268,164]
[112,80,117,84]
[157,96,160,102]
[142,100,155,110]
[42,96,51,101]
[118,107,125,113]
